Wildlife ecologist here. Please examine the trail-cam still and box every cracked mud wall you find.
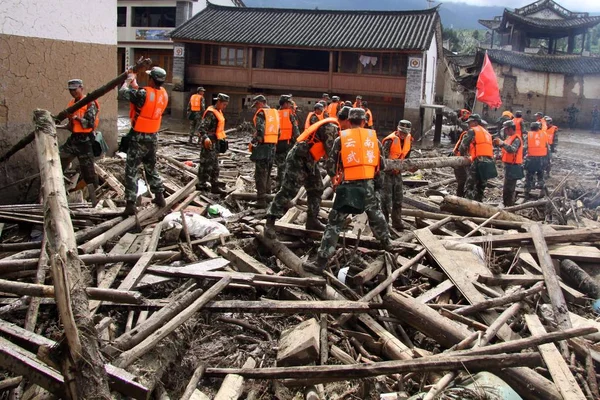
[0,0,117,203]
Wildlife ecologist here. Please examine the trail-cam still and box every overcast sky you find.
[442,0,600,12]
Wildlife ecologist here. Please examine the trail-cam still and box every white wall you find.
[0,0,117,45]
[424,35,438,104]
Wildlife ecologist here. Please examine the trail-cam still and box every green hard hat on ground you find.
[146,66,167,82]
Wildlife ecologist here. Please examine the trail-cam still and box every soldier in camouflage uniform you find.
[60,79,100,205]
[187,86,206,143]
[381,120,412,231]
[305,108,392,275]
[197,93,229,195]
[275,94,300,191]
[266,107,348,236]
[524,121,549,199]
[119,66,168,216]
[459,114,497,202]
[250,95,278,208]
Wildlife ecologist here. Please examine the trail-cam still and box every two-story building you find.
[169,2,442,134]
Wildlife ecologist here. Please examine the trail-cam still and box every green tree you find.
[473,30,480,40]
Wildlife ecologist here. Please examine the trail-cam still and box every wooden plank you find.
[477,274,543,286]
[453,227,600,247]
[204,300,384,313]
[414,228,519,341]
[117,252,155,291]
[223,249,275,275]
[416,280,454,304]
[525,314,586,400]
[531,244,600,263]
[397,255,444,282]
[94,164,125,197]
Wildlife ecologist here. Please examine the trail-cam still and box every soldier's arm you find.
[291,114,300,142]
[186,99,191,112]
[382,139,393,158]
[199,112,216,136]
[255,111,266,142]
[310,114,319,125]
[119,86,146,109]
[320,124,338,160]
[554,128,559,146]
[522,132,529,157]
[458,129,475,155]
[501,137,520,153]
[80,101,98,129]
[326,137,342,177]
[201,98,206,113]
[374,141,385,188]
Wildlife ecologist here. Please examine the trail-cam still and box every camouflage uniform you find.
[275,111,300,191]
[267,122,338,220]
[250,109,275,202]
[317,137,390,260]
[498,136,523,206]
[196,111,221,187]
[309,113,322,126]
[119,86,165,203]
[381,134,411,228]
[60,100,98,185]
[459,128,496,202]
[453,122,469,197]
[523,131,548,198]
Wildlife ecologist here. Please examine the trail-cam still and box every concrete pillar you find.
[404,55,424,139]
[175,2,192,27]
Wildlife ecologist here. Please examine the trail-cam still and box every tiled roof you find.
[447,55,476,67]
[171,2,440,51]
[478,19,501,30]
[504,10,600,30]
[483,49,600,75]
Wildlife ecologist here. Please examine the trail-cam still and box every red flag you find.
[476,52,502,109]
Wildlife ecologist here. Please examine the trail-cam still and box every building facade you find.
[0,0,118,203]
[169,3,442,135]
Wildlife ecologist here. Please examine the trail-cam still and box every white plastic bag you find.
[163,211,229,238]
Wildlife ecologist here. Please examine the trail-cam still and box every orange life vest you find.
[513,117,524,136]
[190,94,203,112]
[132,87,169,133]
[382,132,412,160]
[254,108,280,144]
[278,109,293,142]
[501,133,523,165]
[296,118,340,161]
[340,128,380,181]
[327,102,339,118]
[305,111,324,129]
[546,125,557,145]
[203,106,226,140]
[353,101,362,108]
[365,109,374,128]
[469,125,493,160]
[453,130,468,156]
[68,98,99,133]
[537,118,548,134]
[527,130,548,157]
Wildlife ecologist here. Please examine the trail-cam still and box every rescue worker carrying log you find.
[381,119,412,231]
[265,107,348,236]
[196,93,230,195]
[119,66,168,216]
[545,116,558,178]
[305,103,325,129]
[60,78,100,206]
[305,108,392,275]
[494,120,524,207]
[187,86,205,143]
[524,121,549,199]
[250,95,280,208]
[459,114,497,202]
[275,94,300,191]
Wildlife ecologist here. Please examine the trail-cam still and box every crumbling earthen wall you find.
[0,0,117,204]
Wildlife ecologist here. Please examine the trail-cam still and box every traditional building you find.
[169,2,442,134]
[0,0,118,204]
[442,0,600,128]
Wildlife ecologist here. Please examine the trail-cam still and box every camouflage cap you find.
[338,106,351,120]
[215,93,230,102]
[503,120,516,130]
[467,113,482,123]
[344,101,353,107]
[251,94,267,107]
[146,66,167,82]
[362,101,369,107]
[332,96,340,101]
[398,120,412,132]
[544,116,553,123]
[535,112,544,117]
[279,94,292,105]
[530,121,541,130]
[515,110,523,117]
[197,86,206,92]
[356,95,362,99]
[314,102,324,110]
[349,107,366,120]
[67,79,83,90]
[322,93,330,98]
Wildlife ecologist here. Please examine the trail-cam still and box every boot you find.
[211,184,228,195]
[303,256,328,275]
[123,201,136,216]
[196,182,210,191]
[87,184,98,207]
[251,196,268,209]
[381,238,394,252]
[265,216,277,239]
[152,192,166,208]
[391,213,404,231]
[305,216,326,232]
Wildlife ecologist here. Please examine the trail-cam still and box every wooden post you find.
[33,109,110,399]
[433,108,443,146]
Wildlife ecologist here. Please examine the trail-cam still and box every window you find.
[262,48,329,71]
[117,7,127,27]
[339,52,407,76]
[131,7,176,28]
[202,45,245,67]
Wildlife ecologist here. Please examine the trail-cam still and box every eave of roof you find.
[479,48,600,75]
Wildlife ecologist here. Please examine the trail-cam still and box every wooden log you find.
[504,199,548,212]
[114,277,231,368]
[560,259,600,298]
[441,195,530,222]
[204,353,541,382]
[213,357,256,400]
[453,227,600,246]
[529,224,573,348]
[384,157,471,172]
[455,281,544,316]
[477,274,543,286]
[79,177,199,254]
[351,258,384,286]
[33,109,109,399]
[525,314,586,400]
[24,236,48,331]
[180,364,205,400]
[204,300,383,313]
[0,376,23,391]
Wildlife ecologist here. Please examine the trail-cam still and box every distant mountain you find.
[243,0,506,29]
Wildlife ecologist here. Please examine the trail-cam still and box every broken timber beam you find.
[384,157,471,172]
[452,227,600,246]
[441,195,530,222]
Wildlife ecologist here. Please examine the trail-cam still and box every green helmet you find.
[146,67,167,82]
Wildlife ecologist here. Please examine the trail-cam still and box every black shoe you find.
[305,217,326,232]
[152,192,166,208]
[196,183,210,191]
[211,185,228,195]
[303,257,328,275]
[123,202,136,216]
